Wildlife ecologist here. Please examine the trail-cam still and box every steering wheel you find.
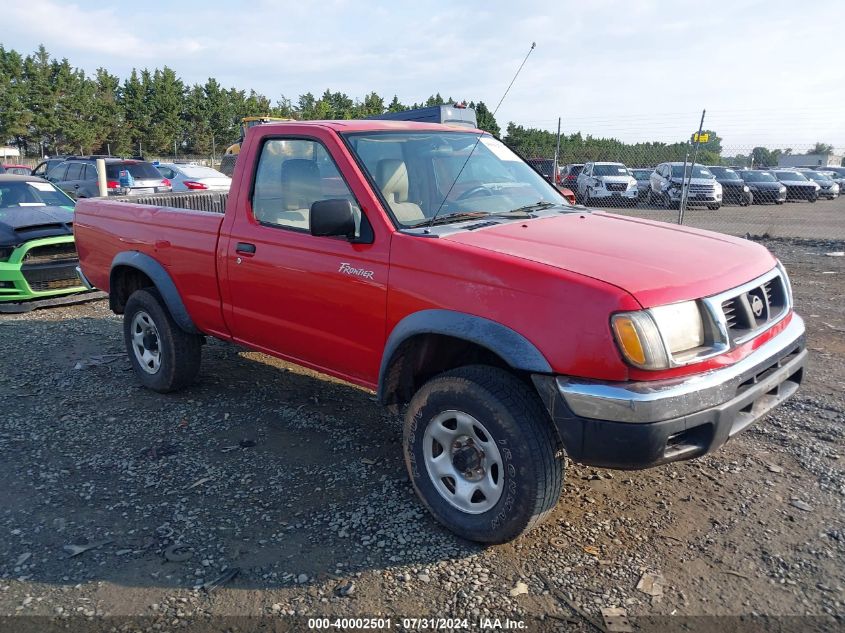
[456,185,494,201]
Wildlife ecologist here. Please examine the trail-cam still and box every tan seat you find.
[265,159,321,229]
[375,159,425,223]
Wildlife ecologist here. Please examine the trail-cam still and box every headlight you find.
[743,185,750,192]
[612,301,705,370]
[812,182,820,190]
[779,186,787,192]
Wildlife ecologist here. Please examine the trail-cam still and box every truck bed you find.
[74,195,229,336]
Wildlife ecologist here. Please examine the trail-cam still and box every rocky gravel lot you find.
[0,238,842,632]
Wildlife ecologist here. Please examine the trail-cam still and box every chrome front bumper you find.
[557,313,806,423]
[532,313,806,469]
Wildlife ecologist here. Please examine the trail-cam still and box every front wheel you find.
[707,204,721,211]
[403,366,564,543]
[123,288,202,393]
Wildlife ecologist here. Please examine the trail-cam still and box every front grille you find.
[689,183,714,192]
[23,243,78,265]
[606,182,627,192]
[21,262,82,293]
[719,273,788,343]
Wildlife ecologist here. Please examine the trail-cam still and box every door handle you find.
[73,184,80,189]
[235,242,256,254]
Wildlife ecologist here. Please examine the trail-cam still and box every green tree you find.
[471,101,499,136]
[811,142,834,155]
[386,95,406,112]
[147,66,185,155]
[0,46,31,153]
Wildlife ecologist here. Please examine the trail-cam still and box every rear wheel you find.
[123,288,202,393]
[403,366,564,543]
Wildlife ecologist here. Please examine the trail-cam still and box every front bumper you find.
[533,314,806,469]
[591,187,638,200]
[0,236,87,303]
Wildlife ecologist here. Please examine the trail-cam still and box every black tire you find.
[123,288,202,393]
[775,199,785,205]
[582,189,591,207]
[707,204,721,211]
[664,192,676,210]
[403,365,564,543]
[808,195,817,203]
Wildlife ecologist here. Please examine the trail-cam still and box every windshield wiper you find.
[412,212,490,227]
[508,201,558,214]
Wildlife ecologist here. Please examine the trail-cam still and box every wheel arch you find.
[109,251,198,334]
[378,309,552,409]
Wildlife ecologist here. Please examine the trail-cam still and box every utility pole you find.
[212,134,216,167]
[679,109,706,225]
[553,117,562,185]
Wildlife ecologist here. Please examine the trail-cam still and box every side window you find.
[83,164,97,180]
[251,138,363,234]
[159,167,175,179]
[47,163,68,181]
[65,163,84,181]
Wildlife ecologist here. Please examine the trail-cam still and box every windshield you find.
[631,169,652,180]
[593,164,629,177]
[344,131,567,227]
[775,171,808,181]
[0,180,75,208]
[804,171,831,182]
[709,167,742,181]
[670,165,713,179]
[105,162,162,179]
[741,171,776,183]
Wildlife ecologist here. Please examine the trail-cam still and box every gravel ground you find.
[0,238,842,633]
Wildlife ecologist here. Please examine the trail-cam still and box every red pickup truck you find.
[75,120,807,543]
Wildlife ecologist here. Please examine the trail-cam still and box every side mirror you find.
[310,199,356,239]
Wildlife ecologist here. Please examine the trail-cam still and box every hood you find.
[443,212,775,308]
[0,205,74,246]
[745,181,782,189]
[716,178,745,187]
[669,177,714,186]
[597,175,634,183]
[779,179,817,187]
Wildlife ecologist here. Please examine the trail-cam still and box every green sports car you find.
[0,174,90,311]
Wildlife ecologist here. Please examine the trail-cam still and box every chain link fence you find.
[507,141,845,241]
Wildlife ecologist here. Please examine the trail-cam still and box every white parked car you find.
[649,162,722,210]
[155,163,232,192]
[576,162,638,206]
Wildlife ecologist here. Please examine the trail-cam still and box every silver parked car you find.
[576,162,638,206]
[155,163,232,192]
[802,169,841,199]
[648,162,722,210]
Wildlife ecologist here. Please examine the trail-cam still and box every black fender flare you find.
[110,251,199,334]
[377,309,552,403]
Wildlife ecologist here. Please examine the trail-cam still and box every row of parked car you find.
[1,156,231,198]
[548,161,844,210]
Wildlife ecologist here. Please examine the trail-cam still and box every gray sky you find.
[4,0,843,152]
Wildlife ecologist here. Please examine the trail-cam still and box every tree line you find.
[0,45,499,157]
[1,45,837,167]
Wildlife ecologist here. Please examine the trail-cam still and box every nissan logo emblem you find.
[751,294,765,317]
